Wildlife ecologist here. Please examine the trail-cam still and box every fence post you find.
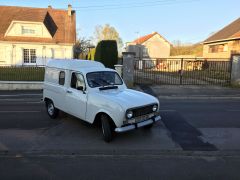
[180,58,184,85]
[231,54,240,86]
[122,52,135,88]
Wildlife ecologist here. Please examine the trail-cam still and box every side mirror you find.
[77,86,84,91]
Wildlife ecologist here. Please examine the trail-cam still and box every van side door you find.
[65,72,87,121]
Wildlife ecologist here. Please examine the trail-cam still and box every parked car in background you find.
[43,60,161,142]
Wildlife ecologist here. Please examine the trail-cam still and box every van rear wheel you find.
[101,115,113,142]
[46,100,59,119]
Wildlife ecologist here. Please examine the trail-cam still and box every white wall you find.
[0,42,73,66]
[6,21,52,38]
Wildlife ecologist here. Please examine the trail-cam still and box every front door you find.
[66,72,87,120]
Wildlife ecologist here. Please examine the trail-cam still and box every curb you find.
[1,149,240,158]
[157,96,240,100]
[0,81,43,90]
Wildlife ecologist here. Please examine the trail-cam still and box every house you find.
[0,5,76,66]
[126,32,171,59]
[203,18,240,59]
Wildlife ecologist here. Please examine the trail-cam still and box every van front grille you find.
[132,104,155,117]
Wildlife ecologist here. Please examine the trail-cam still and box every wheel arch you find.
[44,97,52,102]
[93,112,117,128]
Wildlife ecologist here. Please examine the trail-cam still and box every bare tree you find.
[92,24,123,53]
[74,37,94,59]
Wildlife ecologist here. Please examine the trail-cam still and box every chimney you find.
[48,5,52,9]
[68,4,72,16]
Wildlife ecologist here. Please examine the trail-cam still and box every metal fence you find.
[134,58,232,86]
[0,66,45,81]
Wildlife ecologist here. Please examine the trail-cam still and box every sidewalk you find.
[135,85,240,99]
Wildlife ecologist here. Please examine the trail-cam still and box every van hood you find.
[95,88,159,110]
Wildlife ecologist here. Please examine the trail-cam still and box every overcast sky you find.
[0,0,239,44]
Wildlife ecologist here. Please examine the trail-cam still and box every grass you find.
[0,67,45,81]
[143,69,230,81]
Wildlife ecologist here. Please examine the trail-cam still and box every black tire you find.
[101,114,113,142]
[144,123,153,129]
[46,100,59,119]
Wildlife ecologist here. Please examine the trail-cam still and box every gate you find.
[134,58,231,86]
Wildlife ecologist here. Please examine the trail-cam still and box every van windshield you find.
[86,71,123,88]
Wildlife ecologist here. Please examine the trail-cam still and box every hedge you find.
[94,40,118,69]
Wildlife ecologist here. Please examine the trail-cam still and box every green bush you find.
[94,40,118,68]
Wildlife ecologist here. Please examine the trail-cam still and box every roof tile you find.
[204,18,240,43]
[132,32,170,45]
[0,5,76,44]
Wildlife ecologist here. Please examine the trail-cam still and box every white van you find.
[43,59,161,142]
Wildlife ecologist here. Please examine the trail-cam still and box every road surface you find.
[0,90,240,179]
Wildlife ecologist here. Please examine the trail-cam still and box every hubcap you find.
[48,103,54,115]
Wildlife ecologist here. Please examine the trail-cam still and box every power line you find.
[73,0,177,9]
[73,0,200,11]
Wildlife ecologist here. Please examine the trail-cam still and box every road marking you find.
[0,94,42,97]
[0,101,43,104]
[0,111,41,113]
[159,109,176,112]
[226,109,240,112]
[0,99,40,101]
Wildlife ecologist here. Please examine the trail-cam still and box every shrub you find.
[94,40,118,68]
[87,48,96,60]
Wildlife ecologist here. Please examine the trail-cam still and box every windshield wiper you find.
[91,80,101,86]
[99,85,118,91]
[99,78,112,86]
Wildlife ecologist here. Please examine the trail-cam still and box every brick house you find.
[126,32,171,59]
[0,5,76,66]
[203,18,240,59]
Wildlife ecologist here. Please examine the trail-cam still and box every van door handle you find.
[66,90,72,94]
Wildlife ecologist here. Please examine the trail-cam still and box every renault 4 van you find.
[43,59,161,142]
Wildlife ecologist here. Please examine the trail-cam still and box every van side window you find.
[71,72,85,90]
[59,71,65,85]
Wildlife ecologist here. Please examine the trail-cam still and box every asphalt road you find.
[0,90,240,179]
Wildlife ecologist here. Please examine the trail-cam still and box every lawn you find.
[143,69,231,81]
[0,67,45,81]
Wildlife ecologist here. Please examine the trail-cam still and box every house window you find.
[23,49,36,63]
[59,71,65,85]
[22,26,35,35]
[209,44,228,53]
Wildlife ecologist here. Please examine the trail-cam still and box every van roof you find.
[46,59,105,71]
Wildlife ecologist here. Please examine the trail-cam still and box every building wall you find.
[203,40,240,59]
[0,42,73,66]
[142,35,170,58]
[6,21,51,38]
[126,34,170,59]
[125,44,144,59]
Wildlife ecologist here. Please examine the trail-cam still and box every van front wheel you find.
[46,100,59,119]
[101,115,113,142]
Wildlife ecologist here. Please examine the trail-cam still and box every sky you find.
[0,0,239,45]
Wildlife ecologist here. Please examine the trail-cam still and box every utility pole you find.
[135,31,141,59]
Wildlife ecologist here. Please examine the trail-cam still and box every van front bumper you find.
[114,115,161,133]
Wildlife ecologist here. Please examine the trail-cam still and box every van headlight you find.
[152,104,158,112]
[126,110,133,119]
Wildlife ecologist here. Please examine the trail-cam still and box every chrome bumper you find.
[115,115,161,133]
